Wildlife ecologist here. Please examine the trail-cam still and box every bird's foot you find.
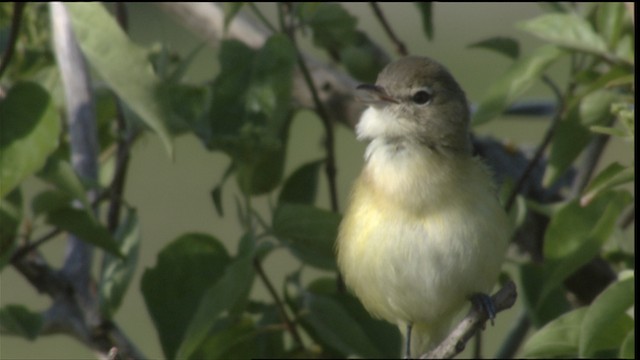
[470,293,496,326]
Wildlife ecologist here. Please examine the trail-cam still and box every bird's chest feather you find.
[337,142,507,323]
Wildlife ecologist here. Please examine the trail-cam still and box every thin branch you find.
[9,228,62,263]
[569,117,615,198]
[369,3,408,56]
[504,75,564,212]
[421,281,518,359]
[253,258,305,349]
[0,2,26,79]
[279,3,340,213]
[494,309,531,359]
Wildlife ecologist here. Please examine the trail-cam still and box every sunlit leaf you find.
[579,274,634,356]
[47,207,122,257]
[581,162,634,206]
[518,13,608,56]
[521,307,585,358]
[472,45,562,125]
[99,208,140,318]
[66,3,173,156]
[0,82,60,198]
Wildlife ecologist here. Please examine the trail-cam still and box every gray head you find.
[356,56,471,154]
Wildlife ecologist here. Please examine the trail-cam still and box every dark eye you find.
[411,90,432,105]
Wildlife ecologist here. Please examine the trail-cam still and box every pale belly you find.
[337,186,507,326]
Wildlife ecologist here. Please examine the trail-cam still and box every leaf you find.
[99,208,140,318]
[176,250,255,360]
[272,204,341,270]
[47,207,122,257]
[223,3,245,31]
[0,82,60,198]
[291,278,401,358]
[581,162,634,206]
[595,2,626,48]
[37,155,92,217]
[518,13,608,57]
[468,36,520,59]
[141,233,231,359]
[521,307,586,358]
[210,163,235,217]
[543,89,619,187]
[580,274,634,356]
[415,3,434,40]
[278,159,324,205]
[538,191,632,306]
[191,316,257,360]
[299,3,358,51]
[66,3,173,157]
[472,45,563,126]
[0,304,43,340]
[619,329,635,358]
[0,189,21,270]
[340,31,389,83]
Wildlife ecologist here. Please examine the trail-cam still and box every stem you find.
[253,258,305,349]
[504,76,563,212]
[279,3,340,213]
[494,310,531,359]
[369,3,408,56]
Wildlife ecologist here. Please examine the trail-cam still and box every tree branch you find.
[421,281,518,359]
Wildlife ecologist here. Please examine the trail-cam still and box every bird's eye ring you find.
[411,90,432,105]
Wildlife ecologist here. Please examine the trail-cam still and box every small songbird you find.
[336,56,510,358]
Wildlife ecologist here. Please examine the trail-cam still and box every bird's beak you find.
[356,84,399,105]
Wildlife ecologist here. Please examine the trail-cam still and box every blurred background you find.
[0,3,632,359]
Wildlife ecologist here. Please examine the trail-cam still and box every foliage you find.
[0,2,634,359]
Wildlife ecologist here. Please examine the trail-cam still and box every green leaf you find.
[66,3,173,157]
[468,36,520,59]
[223,3,245,31]
[272,204,340,270]
[580,274,634,356]
[30,189,70,217]
[0,189,22,270]
[595,2,626,48]
[299,3,358,51]
[176,250,255,360]
[415,3,434,40]
[141,233,231,359]
[538,191,632,306]
[340,31,389,83]
[581,162,634,206]
[518,13,608,56]
[0,82,60,198]
[619,329,635,358]
[472,45,563,126]
[544,89,619,187]
[291,278,401,358]
[37,155,92,218]
[278,159,324,205]
[191,316,257,360]
[99,208,140,318]
[521,307,585,358]
[210,163,235,217]
[0,304,43,340]
[47,207,122,257]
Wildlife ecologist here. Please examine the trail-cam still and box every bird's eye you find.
[411,90,432,105]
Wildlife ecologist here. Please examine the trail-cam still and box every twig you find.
[369,3,408,56]
[0,2,26,79]
[569,117,614,198]
[504,75,563,212]
[279,3,340,213]
[494,309,530,359]
[421,281,518,359]
[9,228,62,263]
[253,258,305,349]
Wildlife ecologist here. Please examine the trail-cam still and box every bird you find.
[336,56,510,358]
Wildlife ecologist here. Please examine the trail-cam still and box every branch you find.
[421,281,518,359]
